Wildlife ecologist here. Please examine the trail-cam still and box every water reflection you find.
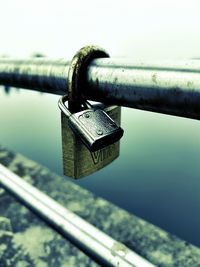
[1,87,200,247]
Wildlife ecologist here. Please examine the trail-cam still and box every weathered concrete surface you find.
[0,145,200,267]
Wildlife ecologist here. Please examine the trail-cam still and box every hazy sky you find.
[0,0,200,59]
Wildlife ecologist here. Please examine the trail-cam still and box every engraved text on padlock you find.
[61,104,122,179]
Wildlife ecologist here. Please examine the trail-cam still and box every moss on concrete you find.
[0,145,200,267]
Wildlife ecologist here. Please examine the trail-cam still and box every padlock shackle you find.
[67,45,109,113]
[58,95,70,117]
[58,94,92,117]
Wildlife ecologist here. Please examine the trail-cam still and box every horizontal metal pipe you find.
[0,163,155,267]
[1,58,200,119]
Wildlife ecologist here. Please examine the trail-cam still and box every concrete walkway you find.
[0,145,200,267]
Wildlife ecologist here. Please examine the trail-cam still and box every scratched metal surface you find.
[1,58,200,119]
[0,146,200,266]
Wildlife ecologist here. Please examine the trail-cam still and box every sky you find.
[0,0,200,60]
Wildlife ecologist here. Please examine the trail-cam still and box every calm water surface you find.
[1,87,200,246]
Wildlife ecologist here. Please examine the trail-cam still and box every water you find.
[1,87,200,247]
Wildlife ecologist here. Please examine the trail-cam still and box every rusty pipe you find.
[0,58,200,119]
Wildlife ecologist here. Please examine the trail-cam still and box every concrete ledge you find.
[0,145,200,267]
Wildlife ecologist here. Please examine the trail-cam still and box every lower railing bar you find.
[0,163,155,267]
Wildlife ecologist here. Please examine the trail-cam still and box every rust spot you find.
[96,78,99,88]
[152,73,157,84]
[187,81,194,88]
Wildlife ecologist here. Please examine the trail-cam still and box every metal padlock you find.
[59,97,123,179]
[59,45,124,179]
[59,96,123,152]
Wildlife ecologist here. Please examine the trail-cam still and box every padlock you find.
[58,45,124,179]
[59,96,123,152]
[59,98,122,179]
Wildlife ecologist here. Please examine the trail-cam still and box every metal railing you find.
[0,163,155,267]
[0,58,200,120]
[1,55,200,266]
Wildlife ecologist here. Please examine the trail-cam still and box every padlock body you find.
[61,105,121,179]
[68,108,123,152]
